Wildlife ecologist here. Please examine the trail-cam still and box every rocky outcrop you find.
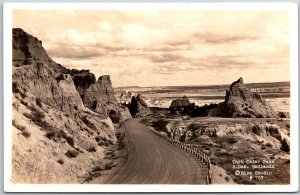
[72,74,114,114]
[210,78,277,118]
[71,72,131,122]
[13,28,67,73]
[150,118,289,149]
[13,60,84,117]
[126,94,152,117]
[71,69,96,93]
[169,96,192,110]
[118,90,133,104]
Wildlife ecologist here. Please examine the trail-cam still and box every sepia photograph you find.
[3,2,299,192]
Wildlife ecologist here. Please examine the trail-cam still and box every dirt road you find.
[106,118,208,184]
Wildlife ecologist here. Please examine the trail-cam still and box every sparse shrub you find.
[106,140,113,146]
[116,132,125,140]
[100,121,110,128]
[116,132,126,149]
[81,116,97,130]
[12,82,20,93]
[281,138,290,152]
[65,136,75,147]
[12,120,30,138]
[95,135,113,146]
[19,92,27,99]
[83,167,102,182]
[44,127,75,147]
[31,109,45,120]
[65,149,79,158]
[87,146,97,152]
[13,102,20,110]
[257,114,264,118]
[104,161,116,170]
[25,105,46,127]
[23,112,32,119]
[278,112,287,118]
[12,120,26,131]
[11,120,16,126]
[227,137,238,144]
[35,97,43,108]
[97,140,111,147]
[45,129,58,139]
[20,99,29,107]
[21,129,31,138]
[92,165,103,172]
[265,143,272,147]
[95,136,105,142]
[59,130,75,147]
[57,158,64,165]
[25,108,52,132]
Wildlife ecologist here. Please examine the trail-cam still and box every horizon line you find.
[114,80,290,88]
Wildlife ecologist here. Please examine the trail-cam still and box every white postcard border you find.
[3,2,299,192]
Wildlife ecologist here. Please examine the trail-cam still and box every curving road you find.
[107,118,208,184]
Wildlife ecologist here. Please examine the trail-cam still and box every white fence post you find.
[208,170,212,184]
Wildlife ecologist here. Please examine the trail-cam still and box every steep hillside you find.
[12,28,129,183]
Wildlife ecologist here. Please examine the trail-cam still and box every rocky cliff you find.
[210,78,277,118]
[169,96,192,110]
[126,94,152,117]
[71,71,131,122]
[13,28,82,116]
[13,28,67,73]
[11,28,129,183]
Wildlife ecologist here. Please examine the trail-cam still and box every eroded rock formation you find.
[71,72,131,122]
[118,90,133,104]
[169,96,192,110]
[11,28,129,183]
[150,118,289,149]
[126,94,152,117]
[210,77,277,118]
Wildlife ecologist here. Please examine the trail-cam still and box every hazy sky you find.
[13,10,290,87]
